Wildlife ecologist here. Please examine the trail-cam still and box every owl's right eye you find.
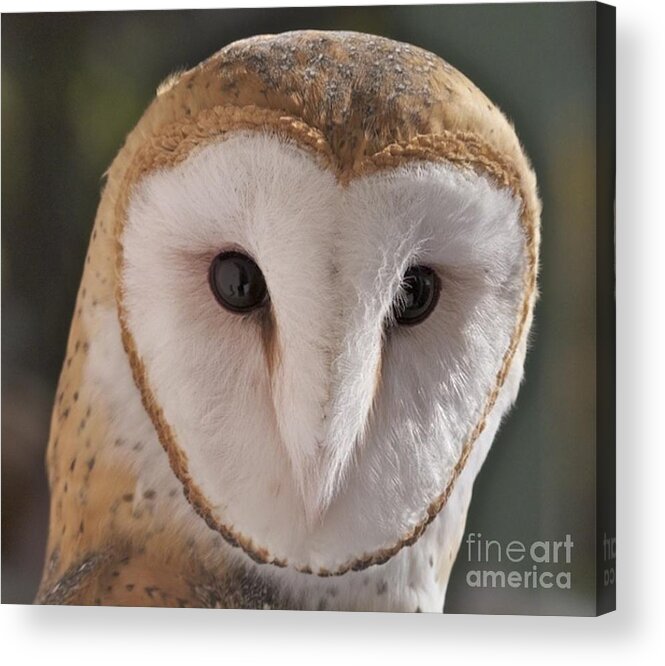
[209,251,269,313]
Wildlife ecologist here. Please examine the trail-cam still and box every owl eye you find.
[209,251,269,313]
[393,265,441,326]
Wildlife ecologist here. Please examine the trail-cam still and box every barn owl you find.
[37,30,540,612]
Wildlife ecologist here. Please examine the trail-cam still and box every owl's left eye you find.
[209,251,269,313]
[393,265,441,326]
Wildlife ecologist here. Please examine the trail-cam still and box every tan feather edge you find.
[114,104,538,577]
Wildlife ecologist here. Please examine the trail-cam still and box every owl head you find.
[91,31,539,576]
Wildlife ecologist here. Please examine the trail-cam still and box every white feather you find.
[88,131,530,608]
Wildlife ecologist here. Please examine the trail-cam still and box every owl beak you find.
[267,306,337,527]
[269,314,385,530]
[297,332,385,529]
[312,328,384,521]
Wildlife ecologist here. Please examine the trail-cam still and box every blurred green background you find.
[2,3,597,613]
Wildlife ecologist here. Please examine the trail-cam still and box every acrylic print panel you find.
[1,2,614,615]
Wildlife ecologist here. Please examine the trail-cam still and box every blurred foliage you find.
[2,4,598,612]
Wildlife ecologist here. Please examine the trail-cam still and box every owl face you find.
[117,107,530,574]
